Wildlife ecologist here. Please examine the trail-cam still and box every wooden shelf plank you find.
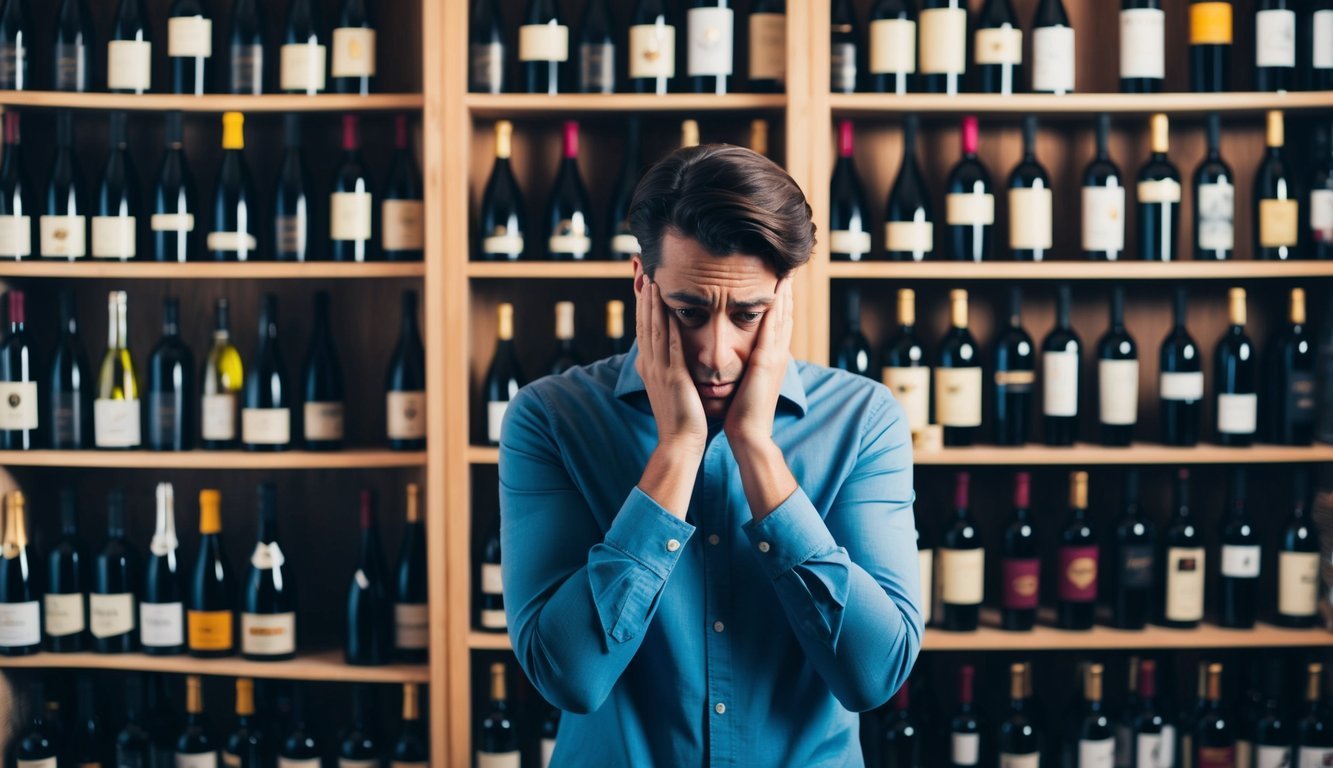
[466,93,787,117]
[0,92,424,113]
[469,446,500,464]
[827,260,1333,281]
[0,649,429,682]
[468,632,513,651]
[830,91,1333,118]
[0,261,425,280]
[467,262,633,279]
[0,449,426,470]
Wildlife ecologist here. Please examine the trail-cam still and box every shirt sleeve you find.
[499,387,696,715]
[740,392,922,713]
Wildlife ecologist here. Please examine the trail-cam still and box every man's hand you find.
[723,276,794,451]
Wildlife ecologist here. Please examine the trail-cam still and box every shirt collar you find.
[614,342,807,418]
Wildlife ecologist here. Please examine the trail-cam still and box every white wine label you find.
[0,215,31,257]
[1098,359,1139,426]
[946,192,995,226]
[339,761,377,768]
[107,40,152,91]
[1259,198,1299,248]
[476,753,521,768]
[935,367,982,427]
[975,26,1022,65]
[1221,544,1261,578]
[1135,734,1164,768]
[1138,178,1181,204]
[94,399,141,448]
[17,758,55,768]
[999,755,1039,768]
[383,200,425,251]
[1082,185,1125,252]
[44,592,85,636]
[1079,738,1115,768]
[548,234,592,257]
[629,24,676,79]
[250,541,286,570]
[883,366,930,433]
[40,215,86,258]
[1316,11,1333,68]
[542,739,556,768]
[279,759,321,768]
[280,43,327,92]
[1258,746,1291,768]
[303,401,345,442]
[151,213,196,233]
[332,27,377,77]
[0,601,39,647]
[206,231,258,257]
[276,214,307,255]
[140,602,184,647]
[687,7,734,77]
[748,12,786,82]
[241,612,296,656]
[919,7,967,75]
[177,752,218,768]
[1311,189,1333,239]
[917,548,933,626]
[830,229,872,257]
[482,562,504,595]
[201,393,237,441]
[1160,728,1177,768]
[519,23,570,63]
[483,233,524,256]
[0,381,38,430]
[331,191,373,242]
[1032,25,1075,92]
[951,732,980,765]
[388,391,427,441]
[91,216,137,259]
[1299,748,1333,768]
[168,16,213,58]
[870,18,916,74]
[1197,181,1235,251]
[1165,547,1205,622]
[1216,392,1257,434]
[886,220,933,255]
[480,608,507,629]
[1120,8,1165,79]
[939,547,983,605]
[1278,550,1320,617]
[395,603,429,649]
[1256,9,1296,68]
[487,400,509,444]
[242,407,291,445]
[89,592,135,638]
[612,233,642,255]
[1042,350,1079,417]
[1008,187,1053,250]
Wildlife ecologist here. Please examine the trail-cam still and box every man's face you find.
[634,232,780,420]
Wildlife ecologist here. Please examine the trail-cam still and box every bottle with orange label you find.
[189,489,235,658]
[1189,0,1232,92]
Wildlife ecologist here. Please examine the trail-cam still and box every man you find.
[498,144,922,767]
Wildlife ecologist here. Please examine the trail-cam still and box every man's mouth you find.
[696,381,735,399]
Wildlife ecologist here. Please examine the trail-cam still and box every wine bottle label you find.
[140,601,184,647]
[1312,189,1333,241]
[0,215,31,258]
[91,216,137,259]
[999,755,1039,768]
[946,193,995,226]
[1216,392,1257,434]
[882,366,930,433]
[1289,371,1317,424]
[51,393,83,446]
[17,758,54,768]
[542,738,556,768]
[939,548,983,605]
[94,399,141,448]
[1164,547,1205,622]
[482,562,504,595]
[332,27,377,77]
[107,40,152,91]
[1119,544,1154,589]
[1001,557,1040,610]
[1197,746,1235,768]
[176,752,218,768]
[276,214,308,256]
[994,370,1035,391]
[487,400,509,444]
[150,395,182,445]
[470,43,504,92]
[1081,186,1125,252]
[54,45,85,91]
[935,367,982,427]
[1160,371,1203,402]
[230,45,263,92]
[629,24,676,79]
[251,541,286,570]
[151,213,196,233]
[392,763,427,768]
[1255,9,1296,68]
[40,215,87,258]
[207,231,259,258]
[831,41,857,92]
[1032,25,1075,92]
[917,548,933,626]
[919,7,967,75]
[0,43,20,90]
[975,26,1022,65]
[279,759,321,768]
[579,43,610,91]
[748,12,786,82]
[1259,198,1299,247]
[1257,746,1290,768]
[1135,735,1163,768]
[476,753,520,768]
[1316,11,1333,68]
[1298,748,1333,768]
[519,23,570,64]
[395,603,430,649]
[1058,546,1098,602]
[1278,550,1320,617]
[1221,544,1260,578]
[483,232,524,257]
[188,609,234,651]
[168,16,213,58]
[280,43,327,92]
[0,381,38,430]
[241,612,296,655]
[331,192,373,243]
[1008,188,1053,250]
[44,592,85,636]
[1138,178,1181,204]
[242,407,291,445]
[1042,350,1079,417]
[870,19,916,74]
[1079,738,1114,768]
[481,608,507,629]
[383,200,425,251]
[611,233,642,256]
[388,391,427,440]
[687,7,734,77]
[341,760,376,768]
[1160,727,1177,768]
[1196,181,1235,251]
[830,229,871,258]
[303,402,345,442]
[202,393,237,441]
[885,220,933,256]
[0,600,39,647]
[1120,8,1165,79]
[951,732,980,765]
[1190,2,1232,45]
[89,592,135,638]
[1098,359,1139,426]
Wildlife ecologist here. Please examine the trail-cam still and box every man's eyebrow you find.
[666,291,775,310]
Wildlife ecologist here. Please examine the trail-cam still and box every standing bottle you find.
[331,0,376,95]
[520,0,569,95]
[880,288,930,437]
[478,663,521,764]
[938,472,982,632]
[200,298,242,450]
[108,0,152,94]
[1076,664,1115,766]
[346,488,392,665]
[167,0,212,96]
[94,112,142,262]
[223,678,265,768]
[74,675,108,768]
[278,690,323,768]
[829,120,872,262]
[1275,470,1320,627]
[1137,114,1181,262]
[393,684,428,767]
[0,110,32,261]
[1057,471,1097,631]
[945,116,993,263]
[1190,0,1232,92]
[992,286,1034,446]
[1194,113,1235,261]
[997,663,1040,764]
[382,114,424,262]
[748,0,786,93]
[330,114,375,262]
[1296,663,1333,764]
[1214,287,1257,447]
[477,120,526,261]
[42,110,88,261]
[13,683,57,766]
[189,489,234,658]
[1031,0,1075,94]
[868,0,916,95]
[280,0,326,94]
[975,0,1021,95]
[92,489,137,653]
[1255,0,1297,91]
[152,111,199,263]
[1082,113,1125,262]
[147,297,195,451]
[1159,288,1202,447]
[141,482,185,656]
[1264,287,1316,445]
[628,0,675,94]
[935,289,981,446]
[395,482,428,663]
[1097,286,1138,447]
[272,116,313,263]
[687,0,734,95]
[607,119,643,261]
[48,290,91,449]
[45,488,87,652]
[1256,111,1300,260]
[175,675,217,768]
[949,665,981,766]
[831,0,862,94]
[95,290,140,450]
[577,0,615,94]
[1311,122,1333,260]
[226,0,263,94]
[53,0,92,92]
[386,290,426,450]
[0,490,39,655]
[885,115,933,262]
[547,301,582,376]
[209,112,259,262]
[1195,664,1235,766]
[1000,472,1039,631]
[545,121,593,260]
[833,290,872,378]
[1129,659,1170,767]
[0,290,36,450]
[1158,469,1205,629]
[1008,116,1053,262]
[484,303,525,446]
[302,292,345,451]
[478,522,505,633]
[1121,0,1165,92]
[242,294,292,452]
[1042,285,1081,447]
[918,0,966,95]
[1218,469,1259,629]
[242,482,295,661]
[1110,469,1154,629]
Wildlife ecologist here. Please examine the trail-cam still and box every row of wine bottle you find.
[0,481,427,666]
[0,288,426,452]
[0,0,378,95]
[834,285,1318,449]
[0,109,423,263]
[476,661,558,768]
[831,112,1333,264]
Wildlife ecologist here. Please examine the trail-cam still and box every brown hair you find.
[628,144,815,279]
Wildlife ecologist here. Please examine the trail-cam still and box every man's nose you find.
[696,319,735,380]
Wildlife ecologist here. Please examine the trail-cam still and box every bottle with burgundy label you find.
[1000,471,1038,631]
[938,472,982,632]
[1109,469,1154,629]
[1057,470,1097,631]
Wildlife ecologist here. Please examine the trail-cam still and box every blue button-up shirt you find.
[498,342,922,768]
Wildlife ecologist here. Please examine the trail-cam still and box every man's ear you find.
[632,255,647,292]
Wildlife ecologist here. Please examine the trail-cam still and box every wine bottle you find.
[1214,287,1256,446]
[547,301,582,376]
[1313,0,1333,90]
[868,0,916,94]
[1076,665,1115,765]
[997,663,1040,763]
[749,0,786,92]
[626,0,675,95]
[45,489,87,652]
[331,0,376,95]
[1137,113,1181,262]
[1008,113,1055,260]
[687,0,734,95]
[48,290,91,450]
[242,482,295,661]
[95,290,140,449]
[1177,663,1207,766]
[331,114,375,262]
[0,491,38,655]
[94,112,142,262]
[226,0,263,94]
[393,684,428,767]
[1264,287,1316,445]
[42,110,88,261]
[394,483,428,663]
[0,110,31,261]
[382,115,424,262]
[189,489,234,657]
[1255,0,1296,91]
[1121,0,1165,92]
[1256,110,1300,260]
[147,297,195,451]
[209,112,259,262]
[279,690,323,768]
[751,120,770,156]
[886,115,933,262]
[521,0,569,95]
[478,663,521,763]
[470,0,506,94]
[14,683,57,765]
[142,482,185,656]
[882,682,924,766]
[546,121,593,260]
[168,0,212,96]
[1196,664,1235,766]
[540,707,560,767]
[478,523,505,632]
[175,675,217,768]
[975,0,1021,94]
[152,111,199,263]
[109,0,152,94]
[1157,469,1204,629]
[346,488,392,666]
[917,525,933,628]
[938,472,982,632]
[1311,123,1333,261]
[0,0,27,91]
[918,0,965,94]
[74,676,107,768]
[1031,0,1075,94]
[53,0,92,92]
[281,0,326,94]
[831,0,858,93]
[1194,113,1234,260]
[242,294,292,451]
[223,679,264,767]
[478,121,527,261]
[833,289,872,378]
[1157,288,1202,447]
[1097,286,1138,447]
[945,116,994,262]
[992,286,1034,446]
[606,300,629,356]
[302,291,345,451]
[577,0,614,93]
[998,472,1039,632]
[147,674,179,768]
[274,115,313,262]
[1275,470,1319,627]
[949,665,981,766]
[93,489,138,653]
[936,289,981,445]
[0,290,35,449]
[879,289,929,435]
[1218,469,1258,628]
[830,120,872,262]
[1042,284,1080,446]
[1057,470,1097,630]
[1110,470,1154,629]
[200,299,242,450]
[1296,663,1333,763]
[485,303,525,446]
[1190,0,1232,92]
[386,290,426,450]
[1130,659,1169,766]
[608,118,642,260]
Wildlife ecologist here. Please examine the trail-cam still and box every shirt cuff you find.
[604,486,697,578]
[742,486,839,580]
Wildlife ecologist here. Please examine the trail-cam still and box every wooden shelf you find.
[468,632,514,651]
[827,260,1333,281]
[466,93,786,118]
[0,449,426,470]
[830,91,1333,118]
[0,648,429,682]
[0,261,425,280]
[467,261,633,279]
[0,92,424,113]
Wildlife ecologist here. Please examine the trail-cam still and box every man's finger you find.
[667,311,686,372]
[652,282,670,369]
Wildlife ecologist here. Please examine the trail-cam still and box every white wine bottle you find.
[200,299,243,450]
[95,290,140,449]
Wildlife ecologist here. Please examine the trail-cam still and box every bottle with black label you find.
[1109,469,1154,629]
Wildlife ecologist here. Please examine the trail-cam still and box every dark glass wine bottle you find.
[1312,1,1333,91]
[330,114,375,263]
[189,488,235,657]
[331,0,376,95]
[975,0,1021,94]
[92,489,138,653]
[1120,0,1165,92]
[108,0,153,94]
[1256,110,1300,261]
[152,111,199,263]
[1274,470,1319,627]
[997,663,1040,763]
[1129,659,1170,765]
[1218,469,1258,628]
[626,0,675,95]
[918,0,966,94]
[382,114,424,262]
[116,676,153,768]
[608,118,643,261]
[0,110,32,261]
[175,675,216,767]
[868,0,915,94]
[1000,472,1038,631]
[1255,0,1297,92]
[1194,112,1234,261]
[477,120,526,261]
[274,115,313,262]
[1196,664,1236,766]
[1263,287,1316,445]
[1137,113,1181,262]
[1056,471,1096,630]
[936,289,981,446]
[1008,116,1053,261]
[1310,122,1333,261]
[831,0,858,93]
[833,289,872,378]
[280,0,326,94]
[1296,663,1333,761]
[993,286,1034,446]
[1042,284,1080,446]
[577,0,614,93]
[1076,664,1116,763]
[478,522,505,632]
[45,488,87,652]
[1214,287,1256,447]
[830,120,872,262]
[48,289,91,450]
[687,0,734,95]
[73,676,107,768]
[167,0,212,96]
[242,294,292,452]
[1031,0,1074,94]
[242,482,295,661]
[0,490,39,655]
[42,110,88,261]
[302,291,345,451]
[1157,469,1204,629]
[547,301,582,376]
[393,683,428,766]
[209,112,259,262]
[200,298,242,450]
[1190,0,1232,92]
[478,663,521,761]
[879,290,929,437]
[279,690,323,768]
[938,472,982,631]
[94,112,142,262]
[0,290,36,450]
[141,481,185,656]
[748,0,786,93]
[394,483,428,663]
[1109,469,1154,629]
[948,665,981,766]
[886,115,933,262]
[14,682,57,764]
[521,0,569,95]
[53,0,92,92]
[946,116,993,263]
[223,678,265,767]
[881,682,923,766]
[346,488,392,666]
[546,121,593,260]
[469,0,506,94]
[1159,288,1202,447]
[147,297,195,451]
[484,303,525,446]
[1097,286,1138,447]
[226,0,263,94]
[386,290,426,450]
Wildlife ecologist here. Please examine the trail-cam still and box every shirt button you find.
[666,539,681,552]
[758,541,771,553]
[708,534,720,546]
[713,621,725,633]
[715,702,727,715]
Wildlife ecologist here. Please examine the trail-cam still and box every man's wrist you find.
[728,432,778,463]
[639,441,705,520]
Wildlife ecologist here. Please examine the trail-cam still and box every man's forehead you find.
[655,233,778,295]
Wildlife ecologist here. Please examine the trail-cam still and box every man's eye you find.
[675,308,702,322]
[737,312,762,324]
